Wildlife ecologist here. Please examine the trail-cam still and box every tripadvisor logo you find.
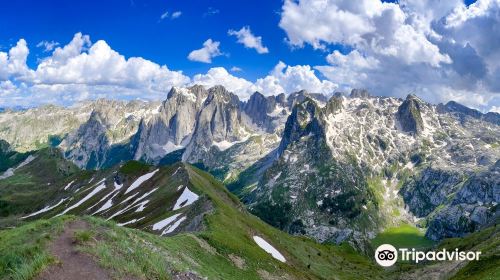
[374,244,482,267]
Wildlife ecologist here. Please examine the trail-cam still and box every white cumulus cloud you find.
[187,39,222,63]
[228,26,269,54]
[280,0,500,112]
[192,67,255,99]
[279,0,451,66]
[255,61,337,96]
[0,33,190,106]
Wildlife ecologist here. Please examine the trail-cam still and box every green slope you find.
[1,148,498,280]
[0,148,82,224]
[0,150,386,279]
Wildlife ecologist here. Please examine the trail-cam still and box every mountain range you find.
[0,85,499,279]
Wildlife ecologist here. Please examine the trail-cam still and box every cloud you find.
[230,66,242,72]
[171,11,182,19]
[191,61,336,99]
[33,33,189,90]
[36,40,60,52]
[160,11,169,21]
[255,61,337,96]
[280,0,500,112]
[279,0,451,66]
[187,39,222,63]
[228,26,269,54]
[0,33,190,107]
[159,10,182,21]
[0,33,338,106]
[192,67,255,99]
[490,106,500,113]
[0,39,33,81]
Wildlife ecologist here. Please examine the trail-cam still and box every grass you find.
[0,216,72,280]
[439,224,499,280]
[54,164,386,280]
[371,223,434,250]
[0,148,80,223]
[119,161,151,175]
[74,230,93,244]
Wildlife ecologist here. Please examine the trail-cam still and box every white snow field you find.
[125,169,159,194]
[22,198,68,219]
[253,236,286,262]
[172,187,199,210]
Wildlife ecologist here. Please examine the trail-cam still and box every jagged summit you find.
[277,98,325,156]
[396,94,424,135]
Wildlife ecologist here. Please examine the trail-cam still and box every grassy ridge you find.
[0,216,71,280]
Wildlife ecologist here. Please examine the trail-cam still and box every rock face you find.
[350,88,371,98]
[61,111,110,169]
[277,98,325,156]
[249,98,378,251]
[396,94,424,135]
[0,104,92,152]
[400,167,465,217]
[60,99,159,169]
[242,92,287,132]
[426,161,500,240]
[132,86,207,162]
[182,86,247,163]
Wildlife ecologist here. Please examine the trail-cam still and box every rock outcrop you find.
[397,94,424,135]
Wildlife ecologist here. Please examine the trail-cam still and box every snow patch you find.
[173,187,199,210]
[0,155,36,179]
[22,198,67,219]
[152,213,182,231]
[92,191,120,215]
[212,140,238,151]
[404,161,415,170]
[253,236,286,262]
[162,216,186,235]
[114,181,123,190]
[134,200,150,212]
[162,141,184,154]
[125,169,159,194]
[117,217,144,226]
[108,188,158,220]
[63,180,75,190]
[57,183,107,216]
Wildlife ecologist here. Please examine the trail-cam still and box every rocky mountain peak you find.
[324,95,343,116]
[201,85,239,107]
[349,88,371,98]
[277,98,325,156]
[286,90,328,109]
[276,92,286,105]
[396,94,424,135]
[437,100,500,125]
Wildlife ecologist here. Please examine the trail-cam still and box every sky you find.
[0,0,499,113]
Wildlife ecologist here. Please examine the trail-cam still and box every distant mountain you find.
[1,85,499,252]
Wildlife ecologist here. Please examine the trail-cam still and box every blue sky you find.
[1,0,327,80]
[0,0,499,112]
